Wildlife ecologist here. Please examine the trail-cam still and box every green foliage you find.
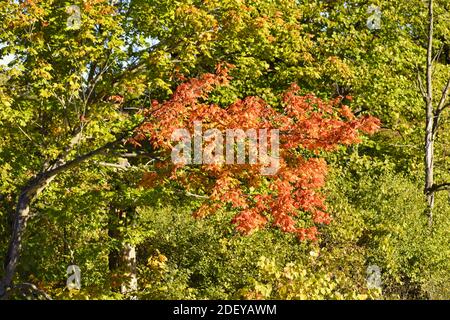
[325,161,450,299]
[0,0,449,300]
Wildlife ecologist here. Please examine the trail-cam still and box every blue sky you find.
[0,42,14,66]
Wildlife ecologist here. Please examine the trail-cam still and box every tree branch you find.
[174,189,209,199]
[435,78,450,113]
[432,79,450,135]
[428,182,450,193]
[97,161,130,170]
[432,44,444,64]
[417,66,427,100]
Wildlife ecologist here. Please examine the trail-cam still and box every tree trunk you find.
[0,194,31,297]
[425,106,435,225]
[108,207,137,296]
[424,0,435,226]
[120,243,137,295]
[0,101,146,299]
[0,173,57,297]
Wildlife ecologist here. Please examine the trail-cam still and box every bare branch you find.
[174,189,209,199]
[436,78,450,113]
[97,161,130,170]
[432,79,450,134]
[428,182,450,193]
[43,129,84,172]
[417,70,427,100]
[16,125,34,142]
[432,44,444,64]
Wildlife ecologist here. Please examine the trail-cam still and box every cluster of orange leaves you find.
[131,64,380,241]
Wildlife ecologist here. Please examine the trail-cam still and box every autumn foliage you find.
[132,65,380,241]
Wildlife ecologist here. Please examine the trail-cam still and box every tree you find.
[0,0,145,296]
[418,0,450,225]
[134,66,379,240]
